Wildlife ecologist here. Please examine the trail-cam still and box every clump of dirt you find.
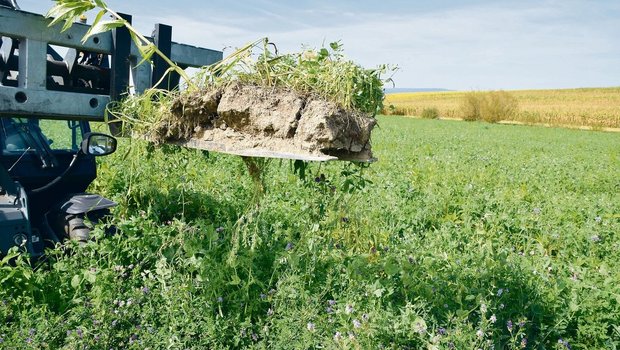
[154,82,376,161]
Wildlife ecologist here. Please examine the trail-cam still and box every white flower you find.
[490,314,497,323]
[476,329,484,338]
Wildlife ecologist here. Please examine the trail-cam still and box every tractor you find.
[0,1,222,256]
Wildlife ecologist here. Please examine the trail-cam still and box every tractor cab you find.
[0,117,117,256]
[0,1,222,256]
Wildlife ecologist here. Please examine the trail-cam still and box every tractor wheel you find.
[65,215,91,242]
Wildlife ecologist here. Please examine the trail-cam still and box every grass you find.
[384,87,620,129]
[109,40,393,144]
[1,117,619,349]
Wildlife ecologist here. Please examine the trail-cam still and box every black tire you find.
[66,215,90,242]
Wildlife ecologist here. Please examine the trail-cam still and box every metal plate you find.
[175,138,377,163]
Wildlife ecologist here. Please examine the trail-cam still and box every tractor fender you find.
[57,193,117,215]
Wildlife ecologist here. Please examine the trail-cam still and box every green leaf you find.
[83,19,125,42]
[71,274,82,289]
[93,0,108,8]
[229,274,241,286]
[83,269,97,284]
[46,2,96,31]
[384,259,400,276]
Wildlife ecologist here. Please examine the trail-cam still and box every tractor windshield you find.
[1,118,83,153]
[0,118,83,169]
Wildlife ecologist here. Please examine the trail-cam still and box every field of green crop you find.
[1,116,619,349]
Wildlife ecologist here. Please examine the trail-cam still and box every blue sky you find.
[17,0,620,90]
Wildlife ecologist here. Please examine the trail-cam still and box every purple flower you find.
[333,332,342,341]
[595,216,602,223]
[251,333,258,341]
[141,286,150,294]
[267,307,274,316]
[437,327,447,335]
[325,306,334,314]
[518,319,526,327]
[260,293,266,300]
[533,207,541,215]
[25,337,32,344]
[216,226,225,233]
[521,337,528,348]
[558,338,572,349]
[285,242,294,251]
[307,322,315,331]
[67,330,72,337]
[353,319,361,328]
[76,328,83,338]
[327,299,336,306]
[507,320,513,332]
[591,235,601,242]
[217,296,223,303]
[345,304,354,314]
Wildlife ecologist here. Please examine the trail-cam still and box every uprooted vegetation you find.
[111,40,394,160]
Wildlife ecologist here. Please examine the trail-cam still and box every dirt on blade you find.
[156,82,376,161]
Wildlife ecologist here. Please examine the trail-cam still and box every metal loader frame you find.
[0,6,223,125]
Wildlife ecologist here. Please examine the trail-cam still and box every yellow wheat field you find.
[384,87,620,129]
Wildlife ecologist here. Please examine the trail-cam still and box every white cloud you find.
[16,0,620,89]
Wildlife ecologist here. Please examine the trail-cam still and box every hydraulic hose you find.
[30,153,80,194]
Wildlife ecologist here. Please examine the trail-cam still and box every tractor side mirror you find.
[81,133,117,156]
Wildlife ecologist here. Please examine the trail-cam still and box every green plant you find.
[459,91,518,123]
[461,91,485,121]
[48,0,192,86]
[420,107,440,119]
[2,117,620,348]
[482,90,518,122]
